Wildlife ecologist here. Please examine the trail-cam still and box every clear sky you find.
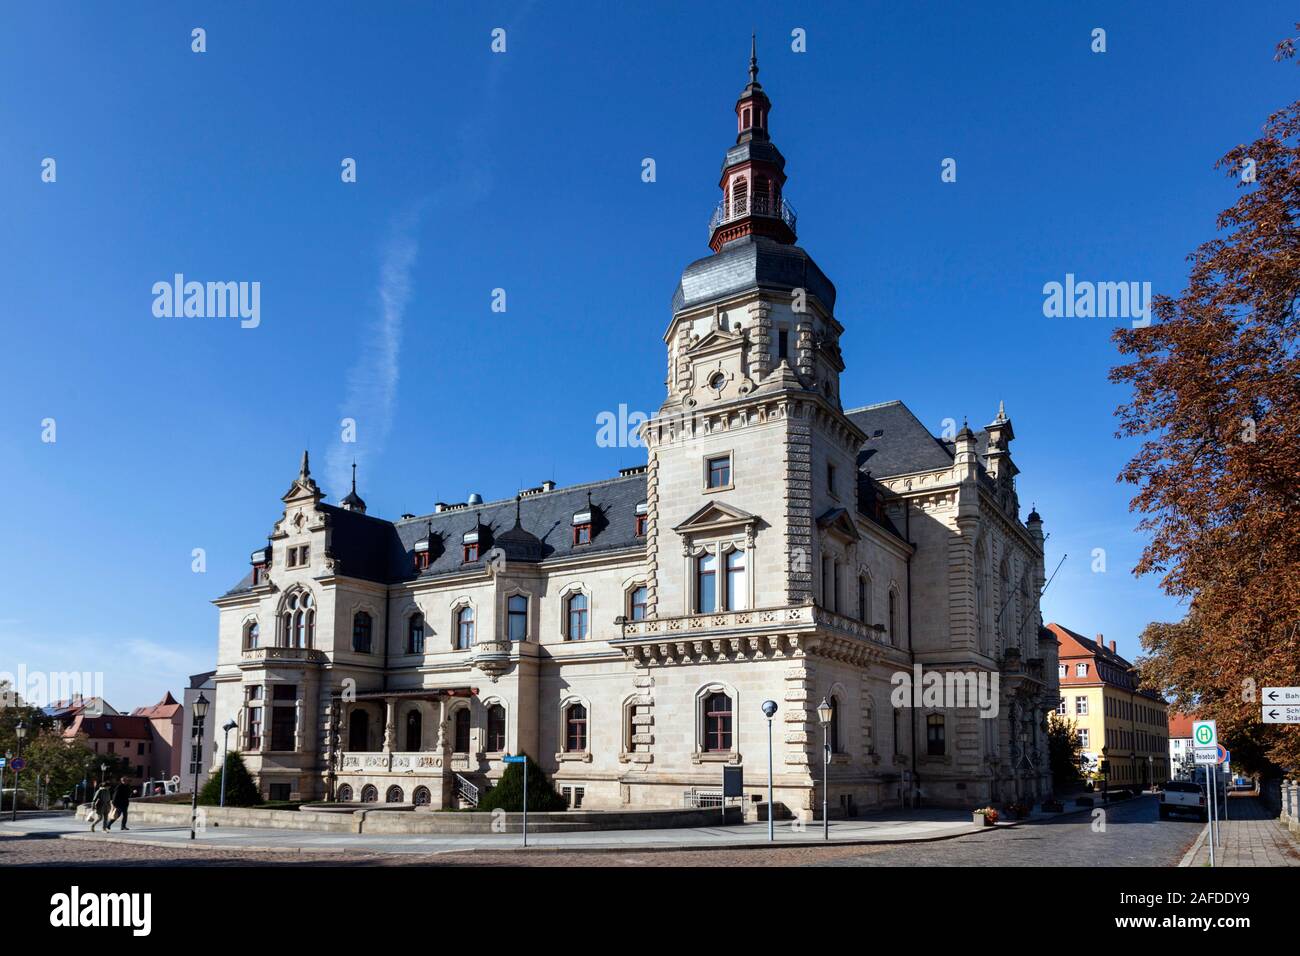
[1,2,1294,710]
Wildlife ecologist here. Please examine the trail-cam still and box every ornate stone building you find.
[209,50,1058,818]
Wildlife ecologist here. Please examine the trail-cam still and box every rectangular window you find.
[777,328,789,361]
[463,543,479,563]
[1075,696,1088,716]
[507,595,528,641]
[137,742,145,755]
[706,455,731,489]
[725,550,746,611]
[630,586,648,621]
[697,553,717,613]
[1075,663,1088,677]
[269,783,291,802]
[1079,728,1090,749]
[573,523,592,545]
[827,462,837,497]
[1056,699,1067,715]
[246,709,262,750]
[635,514,647,537]
[273,684,298,701]
[270,707,296,752]
[926,715,945,757]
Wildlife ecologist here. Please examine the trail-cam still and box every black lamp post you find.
[190,693,209,840]
[220,718,237,807]
[817,697,833,840]
[11,721,27,820]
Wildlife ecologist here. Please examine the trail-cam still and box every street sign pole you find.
[522,758,528,849]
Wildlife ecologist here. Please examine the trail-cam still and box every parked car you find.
[1230,775,1253,792]
[1158,780,1207,821]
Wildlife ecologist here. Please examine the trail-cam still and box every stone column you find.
[383,697,397,753]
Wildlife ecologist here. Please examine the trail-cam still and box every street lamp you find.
[761,700,778,842]
[220,718,238,807]
[190,693,209,840]
[11,721,27,821]
[817,697,833,841]
[1,750,10,814]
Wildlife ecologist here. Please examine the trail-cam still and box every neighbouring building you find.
[1048,623,1170,788]
[207,47,1058,817]
[62,713,154,790]
[43,696,117,729]
[181,671,218,792]
[131,692,184,783]
[1167,711,1196,778]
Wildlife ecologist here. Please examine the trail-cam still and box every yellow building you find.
[1047,624,1170,788]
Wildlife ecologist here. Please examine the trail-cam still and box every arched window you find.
[975,546,989,653]
[456,606,475,649]
[998,559,1011,646]
[888,589,900,647]
[731,177,748,218]
[926,714,946,757]
[453,707,471,754]
[703,692,733,752]
[696,552,717,613]
[629,585,648,621]
[858,575,871,625]
[725,549,746,610]
[486,704,506,752]
[293,608,305,648]
[1019,568,1032,641]
[360,784,378,803]
[385,785,404,804]
[829,695,841,753]
[243,621,260,650]
[348,710,369,752]
[304,593,315,647]
[405,709,422,752]
[336,784,353,802]
[352,611,373,654]
[564,703,588,752]
[408,613,425,654]
[507,594,528,641]
[566,593,588,641]
[413,786,431,807]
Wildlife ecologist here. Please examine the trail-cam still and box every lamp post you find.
[761,700,778,842]
[817,697,833,841]
[190,693,209,840]
[1,750,9,813]
[11,721,27,820]
[220,718,237,807]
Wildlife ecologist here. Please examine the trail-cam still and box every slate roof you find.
[672,236,836,314]
[847,400,960,478]
[64,714,154,741]
[223,473,649,596]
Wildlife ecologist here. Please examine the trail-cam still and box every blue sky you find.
[1,2,1294,709]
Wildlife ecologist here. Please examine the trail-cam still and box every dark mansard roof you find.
[848,400,992,479]
[672,236,836,314]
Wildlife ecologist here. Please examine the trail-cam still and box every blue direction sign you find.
[9,757,25,772]
[0,757,6,769]
[502,755,526,764]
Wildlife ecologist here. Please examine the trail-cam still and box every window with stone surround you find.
[486,704,506,752]
[628,584,648,621]
[407,612,425,654]
[566,592,589,640]
[565,703,588,752]
[352,611,372,654]
[703,692,733,752]
[926,713,946,757]
[455,605,475,649]
[705,454,732,490]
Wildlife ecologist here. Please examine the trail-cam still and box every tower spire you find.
[749,31,758,85]
[299,449,310,479]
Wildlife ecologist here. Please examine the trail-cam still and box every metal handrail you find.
[455,772,479,807]
[709,195,797,235]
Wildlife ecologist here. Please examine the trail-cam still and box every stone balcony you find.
[240,646,328,667]
[615,604,896,667]
[471,639,513,681]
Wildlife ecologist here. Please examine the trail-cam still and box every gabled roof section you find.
[673,500,758,535]
[816,507,860,542]
[846,400,955,478]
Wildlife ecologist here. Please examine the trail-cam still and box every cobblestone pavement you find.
[1186,794,1300,867]
[0,796,1212,867]
[817,795,1204,867]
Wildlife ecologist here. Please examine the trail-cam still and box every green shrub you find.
[475,754,566,813]
[197,751,262,807]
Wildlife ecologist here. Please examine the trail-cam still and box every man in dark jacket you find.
[105,777,132,831]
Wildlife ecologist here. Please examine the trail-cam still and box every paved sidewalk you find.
[1181,795,1300,867]
[1,807,990,855]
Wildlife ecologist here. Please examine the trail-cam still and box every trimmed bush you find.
[475,754,566,813]
[197,751,262,807]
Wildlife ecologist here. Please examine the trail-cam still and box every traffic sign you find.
[1262,705,1300,724]
[1193,747,1218,765]
[1217,745,1230,766]
[502,755,526,764]
[0,757,6,769]
[1193,719,1217,748]
[1262,687,1300,706]
[9,757,25,772]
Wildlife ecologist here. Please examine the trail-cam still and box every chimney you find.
[1109,639,1117,654]
[541,480,556,492]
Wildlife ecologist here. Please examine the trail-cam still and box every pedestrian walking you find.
[106,776,132,831]
[88,781,112,832]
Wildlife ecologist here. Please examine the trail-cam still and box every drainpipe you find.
[905,500,918,804]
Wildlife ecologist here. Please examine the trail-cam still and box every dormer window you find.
[635,501,648,537]
[572,509,592,546]
[413,538,431,571]
[462,530,479,563]
[250,547,269,585]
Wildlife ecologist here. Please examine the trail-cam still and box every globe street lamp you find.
[761,700,778,842]
[190,693,209,840]
[220,718,238,807]
[11,721,27,821]
[817,697,833,840]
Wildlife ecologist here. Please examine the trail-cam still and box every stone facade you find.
[206,56,1058,819]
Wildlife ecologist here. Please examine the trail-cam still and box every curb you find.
[1178,823,1210,868]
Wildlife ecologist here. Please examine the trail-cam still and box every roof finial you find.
[996,399,1007,422]
[299,449,310,479]
[350,460,357,492]
[749,31,758,84]
[514,494,523,527]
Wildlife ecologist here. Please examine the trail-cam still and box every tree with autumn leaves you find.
[1111,28,1300,774]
